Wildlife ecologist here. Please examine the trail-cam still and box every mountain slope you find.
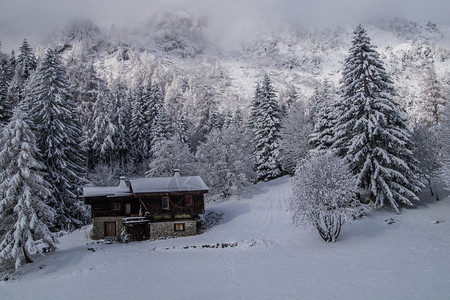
[43,15,450,124]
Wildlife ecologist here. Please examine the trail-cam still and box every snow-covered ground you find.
[1,177,450,299]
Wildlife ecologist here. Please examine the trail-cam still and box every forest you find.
[0,15,449,270]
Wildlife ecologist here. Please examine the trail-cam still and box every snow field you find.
[1,176,450,299]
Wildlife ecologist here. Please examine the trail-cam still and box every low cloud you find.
[1,0,449,50]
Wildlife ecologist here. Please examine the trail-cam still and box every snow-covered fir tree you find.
[173,111,191,146]
[420,60,447,126]
[279,101,313,174]
[0,109,56,270]
[207,107,224,131]
[196,114,255,199]
[0,63,9,126]
[308,85,322,126]
[130,83,151,165]
[90,80,118,167]
[0,51,13,88]
[289,152,364,242]
[150,102,173,151]
[143,82,164,131]
[6,69,24,113]
[309,78,337,152]
[332,25,423,213]
[8,50,16,82]
[66,57,101,169]
[110,82,132,172]
[25,48,88,230]
[146,134,195,178]
[249,75,282,181]
[17,39,37,81]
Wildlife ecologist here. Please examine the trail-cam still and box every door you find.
[105,222,116,237]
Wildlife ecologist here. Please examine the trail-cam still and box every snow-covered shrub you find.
[289,153,365,242]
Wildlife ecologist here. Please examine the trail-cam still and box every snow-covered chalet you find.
[83,170,208,241]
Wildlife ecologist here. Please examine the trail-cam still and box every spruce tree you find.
[66,58,100,169]
[0,109,56,270]
[0,64,8,126]
[249,75,282,181]
[420,60,446,126]
[90,80,118,166]
[25,48,88,230]
[150,103,172,150]
[17,39,36,81]
[309,79,337,152]
[130,83,151,165]
[111,82,132,172]
[333,25,422,213]
[8,50,16,82]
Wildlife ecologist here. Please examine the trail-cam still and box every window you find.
[111,202,121,211]
[125,203,131,215]
[185,194,192,206]
[174,223,185,232]
[162,196,170,210]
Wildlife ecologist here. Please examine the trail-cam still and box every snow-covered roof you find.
[83,182,133,198]
[130,176,209,194]
[83,176,208,198]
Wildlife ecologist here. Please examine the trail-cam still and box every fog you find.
[1,0,449,50]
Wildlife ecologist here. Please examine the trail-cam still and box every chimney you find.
[173,169,181,177]
[118,176,129,191]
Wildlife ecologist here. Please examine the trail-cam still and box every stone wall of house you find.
[91,216,124,240]
[150,220,197,239]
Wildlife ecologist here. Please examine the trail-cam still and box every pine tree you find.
[0,109,56,270]
[17,39,36,81]
[25,48,88,230]
[332,25,422,213]
[420,60,446,126]
[249,75,282,181]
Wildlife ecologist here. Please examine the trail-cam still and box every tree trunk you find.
[22,246,33,264]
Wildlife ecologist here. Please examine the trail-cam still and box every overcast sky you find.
[1,0,449,51]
